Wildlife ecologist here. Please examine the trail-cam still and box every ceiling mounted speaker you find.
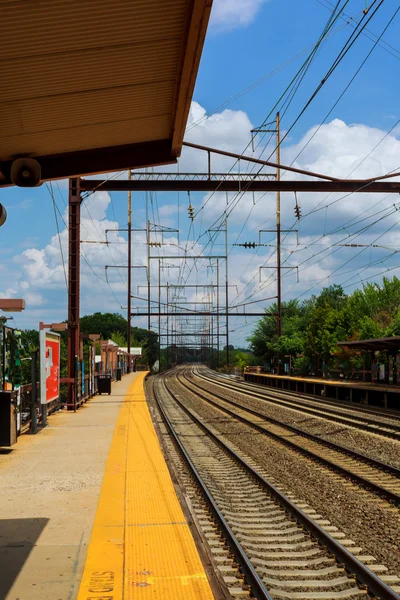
[10,157,42,187]
[0,203,6,227]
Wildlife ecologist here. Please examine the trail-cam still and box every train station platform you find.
[243,372,400,409]
[0,371,214,600]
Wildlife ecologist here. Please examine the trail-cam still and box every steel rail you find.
[152,378,272,600]
[159,370,400,600]
[238,374,400,422]
[193,370,400,476]
[199,369,400,440]
[204,369,400,432]
[179,369,400,506]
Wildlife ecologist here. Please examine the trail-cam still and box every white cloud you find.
[210,0,268,31]
[5,102,400,342]
[25,292,46,307]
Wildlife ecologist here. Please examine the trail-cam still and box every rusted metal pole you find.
[216,259,220,368]
[166,284,169,367]
[80,179,400,194]
[183,141,340,181]
[225,219,229,369]
[127,170,132,372]
[158,259,161,371]
[68,178,81,411]
[147,219,151,368]
[276,112,282,375]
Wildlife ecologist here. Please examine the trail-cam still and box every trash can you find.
[0,392,17,446]
[98,374,111,395]
[116,368,122,381]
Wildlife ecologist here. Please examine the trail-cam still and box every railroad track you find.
[238,374,400,423]
[177,366,400,505]
[195,367,400,441]
[152,371,400,600]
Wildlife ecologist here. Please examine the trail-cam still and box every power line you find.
[47,185,124,311]
[46,182,68,291]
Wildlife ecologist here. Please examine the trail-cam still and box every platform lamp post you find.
[39,322,67,423]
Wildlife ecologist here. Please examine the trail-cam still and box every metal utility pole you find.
[216,259,220,368]
[147,219,151,367]
[276,111,282,374]
[127,170,132,371]
[158,259,161,370]
[166,283,169,366]
[68,178,81,410]
[225,218,229,369]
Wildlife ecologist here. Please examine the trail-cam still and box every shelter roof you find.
[0,0,212,186]
[337,336,400,351]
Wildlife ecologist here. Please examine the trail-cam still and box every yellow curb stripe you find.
[77,373,214,600]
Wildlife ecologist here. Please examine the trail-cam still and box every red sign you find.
[40,331,60,404]
[45,336,60,402]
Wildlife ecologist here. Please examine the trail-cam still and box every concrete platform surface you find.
[0,372,138,600]
[76,372,215,600]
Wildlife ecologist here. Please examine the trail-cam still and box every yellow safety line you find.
[77,373,214,600]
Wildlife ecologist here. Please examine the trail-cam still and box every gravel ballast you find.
[170,373,400,578]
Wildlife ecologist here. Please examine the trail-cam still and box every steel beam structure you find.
[159,332,227,337]
[127,171,132,370]
[68,178,81,410]
[131,312,269,317]
[79,179,400,193]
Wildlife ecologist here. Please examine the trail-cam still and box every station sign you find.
[40,330,60,404]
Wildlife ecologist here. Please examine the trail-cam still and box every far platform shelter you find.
[245,335,400,409]
[338,336,400,386]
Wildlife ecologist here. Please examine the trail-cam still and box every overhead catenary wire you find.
[160,3,364,305]
[199,1,385,244]
[46,182,68,291]
[45,184,125,311]
[225,7,400,309]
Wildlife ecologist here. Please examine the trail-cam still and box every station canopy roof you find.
[337,336,400,351]
[0,0,212,187]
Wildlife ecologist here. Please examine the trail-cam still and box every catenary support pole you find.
[158,260,161,371]
[127,170,132,372]
[276,112,282,375]
[217,259,220,368]
[68,178,81,411]
[225,219,229,369]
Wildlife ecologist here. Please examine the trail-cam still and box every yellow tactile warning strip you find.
[77,372,215,600]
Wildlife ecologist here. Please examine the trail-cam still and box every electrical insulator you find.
[294,204,301,219]
[188,204,194,220]
[243,242,256,248]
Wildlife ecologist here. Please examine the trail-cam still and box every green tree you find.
[110,330,127,348]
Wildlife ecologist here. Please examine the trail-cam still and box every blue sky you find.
[1,0,400,347]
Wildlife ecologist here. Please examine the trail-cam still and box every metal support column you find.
[68,178,81,411]
[158,259,161,371]
[166,284,169,366]
[127,170,132,372]
[216,259,220,368]
[276,112,282,374]
[225,219,229,368]
[147,219,151,367]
